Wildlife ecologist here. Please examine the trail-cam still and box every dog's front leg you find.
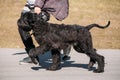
[29,45,47,64]
[47,49,61,71]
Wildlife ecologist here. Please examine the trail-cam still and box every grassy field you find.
[0,0,120,49]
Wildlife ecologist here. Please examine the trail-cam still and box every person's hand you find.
[34,7,41,14]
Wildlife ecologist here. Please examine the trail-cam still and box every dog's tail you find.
[86,21,110,30]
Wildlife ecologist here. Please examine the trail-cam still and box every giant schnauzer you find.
[17,10,110,73]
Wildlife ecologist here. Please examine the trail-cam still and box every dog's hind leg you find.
[47,49,61,70]
[73,42,96,69]
[83,38,105,73]
[88,49,97,70]
[76,36,104,73]
[88,58,96,70]
[87,51,105,73]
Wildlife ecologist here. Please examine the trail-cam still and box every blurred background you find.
[0,0,120,49]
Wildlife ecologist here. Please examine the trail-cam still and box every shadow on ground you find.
[13,51,96,71]
[32,51,96,71]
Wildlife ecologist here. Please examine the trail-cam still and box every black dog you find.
[17,11,110,73]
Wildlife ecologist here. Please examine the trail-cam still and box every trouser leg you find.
[18,27,35,53]
[18,27,39,62]
[62,45,71,60]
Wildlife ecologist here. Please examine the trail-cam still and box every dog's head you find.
[17,12,36,31]
[23,10,50,23]
[17,8,55,31]
[17,11,50,31]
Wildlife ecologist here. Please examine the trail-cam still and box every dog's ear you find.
[17,12,33,31]
[24,12,39,24]
[22,12,32,23]
[17,13,29,28]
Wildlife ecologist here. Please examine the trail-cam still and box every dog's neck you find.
[33,21,49,34]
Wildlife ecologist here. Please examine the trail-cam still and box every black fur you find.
[17,11,110,73]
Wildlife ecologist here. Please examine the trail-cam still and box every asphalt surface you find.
[0,48,120,80]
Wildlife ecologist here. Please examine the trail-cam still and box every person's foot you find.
[62,55,70,61]
[19,57,32,65]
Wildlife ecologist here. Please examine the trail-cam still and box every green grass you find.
[0,0,120,49]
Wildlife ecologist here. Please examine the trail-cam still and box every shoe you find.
[62,55,70,61]
[19,56,32,65]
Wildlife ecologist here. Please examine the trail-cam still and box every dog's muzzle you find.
[39,11,50,22]
[39,8,56,22]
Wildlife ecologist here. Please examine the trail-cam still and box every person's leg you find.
[18,27,39,64]
[18,27,35,52]
[62,45,71,60]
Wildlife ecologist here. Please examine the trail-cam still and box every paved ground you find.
[0,48,120,80]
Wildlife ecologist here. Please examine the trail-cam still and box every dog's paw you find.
[47,65,58,71]
[30,57,38,65]
[47,64,61,71]
[29,49,38,65]
[93,69,104,73]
